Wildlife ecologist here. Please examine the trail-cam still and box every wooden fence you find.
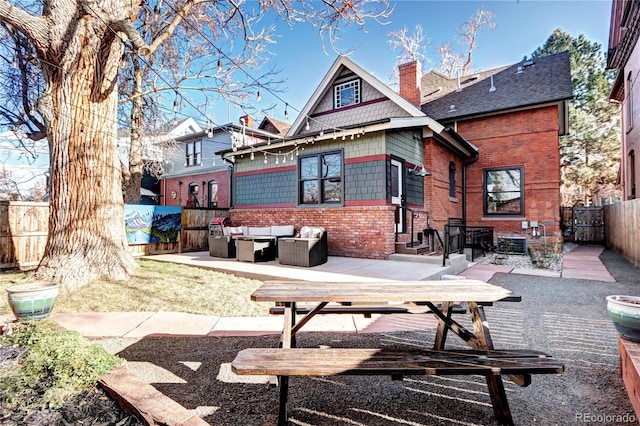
[604,199,640,268]
[560,206,604,242]
[0,201,227,270]
[0,201,49,270]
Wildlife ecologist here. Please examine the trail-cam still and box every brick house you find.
[221,53,572,259]
[161,115,287,208]
[608,0,640,201]
[420,52,571,251]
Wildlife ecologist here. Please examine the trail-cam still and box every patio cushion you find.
[248,226,272,236]
[224,226,244,236]
[271,225,295,237]
[300,226,324,238]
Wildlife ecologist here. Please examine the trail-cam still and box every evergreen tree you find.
[532,29,620,206]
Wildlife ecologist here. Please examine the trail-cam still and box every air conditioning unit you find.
[496,237,528,255]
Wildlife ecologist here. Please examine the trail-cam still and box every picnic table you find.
[232,280,563,425]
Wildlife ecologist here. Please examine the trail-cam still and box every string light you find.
[173,95,179,113]
[81,0,360,171]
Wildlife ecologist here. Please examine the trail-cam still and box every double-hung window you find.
[299,151,343,205]
[185,140,201,167]
[484,167,524,215]
[334,79,360,109]
[449,161,456,198]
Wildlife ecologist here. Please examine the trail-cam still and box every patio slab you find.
[51,312,155,338]
[561,267,616,282]
[122,311,219,338]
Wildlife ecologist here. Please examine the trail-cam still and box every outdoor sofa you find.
[278,226,327,267]
[208,225,295,259]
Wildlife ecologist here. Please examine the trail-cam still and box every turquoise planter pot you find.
[607,295,640,343]
[6,282,60,321]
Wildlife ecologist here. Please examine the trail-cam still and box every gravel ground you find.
[98,246,639,425]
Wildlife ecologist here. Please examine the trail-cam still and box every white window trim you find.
[334,79,361,109]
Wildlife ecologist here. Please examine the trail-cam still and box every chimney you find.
[239,114,254,128]
[398,60,422,106]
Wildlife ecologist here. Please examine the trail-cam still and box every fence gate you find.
[563,206,604,243]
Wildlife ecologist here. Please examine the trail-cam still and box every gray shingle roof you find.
[420,51,572,121]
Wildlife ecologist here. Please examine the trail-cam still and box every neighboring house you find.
[161,115,284,208]
[221,53,572,259]
[608,0,640,201]
[118,117,202,204]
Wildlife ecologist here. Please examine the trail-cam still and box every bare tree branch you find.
[388,24,428,66]
[0,1,48,53]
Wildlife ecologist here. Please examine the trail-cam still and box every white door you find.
[391,159,404,233]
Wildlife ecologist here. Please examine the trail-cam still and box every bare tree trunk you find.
[33,5,137,290]
[123,57,144,204]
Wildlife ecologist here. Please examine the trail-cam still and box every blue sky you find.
[218,0,612,124]
[0,0,613,196]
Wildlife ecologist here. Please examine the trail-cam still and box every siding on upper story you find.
[162,132,233,178]
[302,67,412,134]
[233,129,426,208]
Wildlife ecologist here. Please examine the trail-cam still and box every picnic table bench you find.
[231,280,563,426]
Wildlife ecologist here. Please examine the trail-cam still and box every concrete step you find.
[394,242,433,255]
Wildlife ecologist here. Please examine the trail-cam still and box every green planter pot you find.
[6,282,60,321]
[607,295,640,343]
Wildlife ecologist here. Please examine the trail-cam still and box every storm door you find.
[391,159,405,233]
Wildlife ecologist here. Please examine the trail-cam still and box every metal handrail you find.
[394,205,420,247]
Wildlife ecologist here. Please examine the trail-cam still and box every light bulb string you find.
[151,1,354,137]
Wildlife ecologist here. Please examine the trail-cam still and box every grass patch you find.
[0,320,124,411]
[0,260,271,317]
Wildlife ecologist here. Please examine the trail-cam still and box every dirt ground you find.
[96,247,639,425]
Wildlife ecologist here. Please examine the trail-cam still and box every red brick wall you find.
[161,169,231,208]
[230,206,398,259]
[423,138,465,233]
[459,106,562,251]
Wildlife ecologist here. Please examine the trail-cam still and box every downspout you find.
[462,151,479,224]
[220,155,235,209]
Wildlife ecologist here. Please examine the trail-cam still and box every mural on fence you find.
[124,205,181,244]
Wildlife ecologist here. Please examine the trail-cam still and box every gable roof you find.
[258,116,291,136]
[420,51,572,121]
[420,66,510,104]
[287,55,427,137]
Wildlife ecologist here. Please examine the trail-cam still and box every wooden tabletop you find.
[251,280,514,304]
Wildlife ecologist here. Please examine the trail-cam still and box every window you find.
[299,151,343,205]
[449,161,456,198]
[185,140,201,167]
[187,182,200,207]
[208,180,218,208]
[484,167,524,215]
[334,79,360,109]
[630,150,636,199]
[627,72,634,131]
